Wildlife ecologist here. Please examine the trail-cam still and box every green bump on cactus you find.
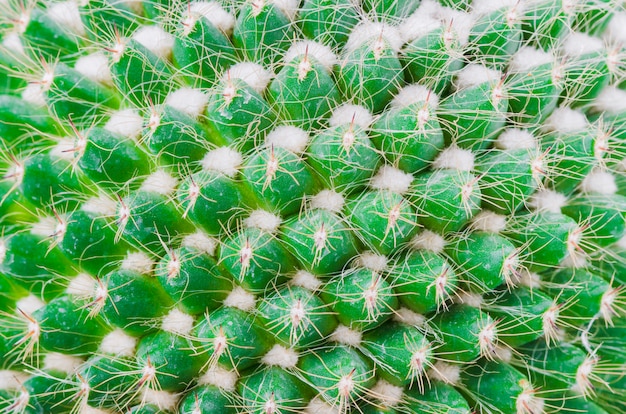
[1,0,626,413]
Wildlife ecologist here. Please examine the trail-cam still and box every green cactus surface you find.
[1,0,626,413]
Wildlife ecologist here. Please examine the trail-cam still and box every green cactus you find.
[1,0,626,413]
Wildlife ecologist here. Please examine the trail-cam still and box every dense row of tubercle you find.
[1,0,626,413]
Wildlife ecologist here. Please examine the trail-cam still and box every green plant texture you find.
[1,0,626,413]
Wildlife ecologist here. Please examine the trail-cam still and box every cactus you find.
[1,0,626,413]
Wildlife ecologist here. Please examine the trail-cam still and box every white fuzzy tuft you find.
[198,365,238,391]
[244,210,282,233]
[470,211,507,233]
[161,309,195,336]
[141,388,179,412]
[592,86,626,114]
[99,329,137,357]
[50,139,77,161]
[0,240,6,265]
[284,40,337,71]
[43,353,84,374]
[74,52,113,86]
[30,216,58,238]
[265,125,309,154]
[354,252,388,273]
[618,235,626,250]
[371,380,404,407]
[224,287,256,311]
[604,10,626,45]
[311,190,345,213]
[272,0,299,20]
[471,0,520,16]
[104,109,143,139]
[393,307,426,326]
[517,269,541,289]
[66,273,97,297]
[542,107,588,134]
[581,170,617,195]
[560,251,588,269]
[82,195,117,216]
[261,344,299,368]
[436,6,475,46]
[370,165,414,194]
[429,361,461,385]
[140,170,178,195]
[16,295,45,314]
[48,1,85,36]
[563,32,604,57]
[345,21,404,53]
[189,2,235,33]
[528,189,567,213]
[290,270,322,291]
[432,146,475,171]
[495,128,536,150]
[400,2,443,42]
[182,232,218,256]
[21,83,46,107]
[306,396,339,414]
[166,88,209,118]
[226,62,273,93]
[509,46,555,73]
[0,370,29,390]
[329,104,373,128]
[329,325,362,347]
[133,25,174,60]
[2,33,24,55]
[454,291,483,307]
[75,52,113,86]
[493,344,513,362]
[79,407,114,414]
[410,230,445,253]
[121,251,154,274]
[454,64,501,91]
[202,147,242,177]
[391,84,439,109]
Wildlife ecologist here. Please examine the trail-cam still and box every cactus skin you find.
[0,1,626,413]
